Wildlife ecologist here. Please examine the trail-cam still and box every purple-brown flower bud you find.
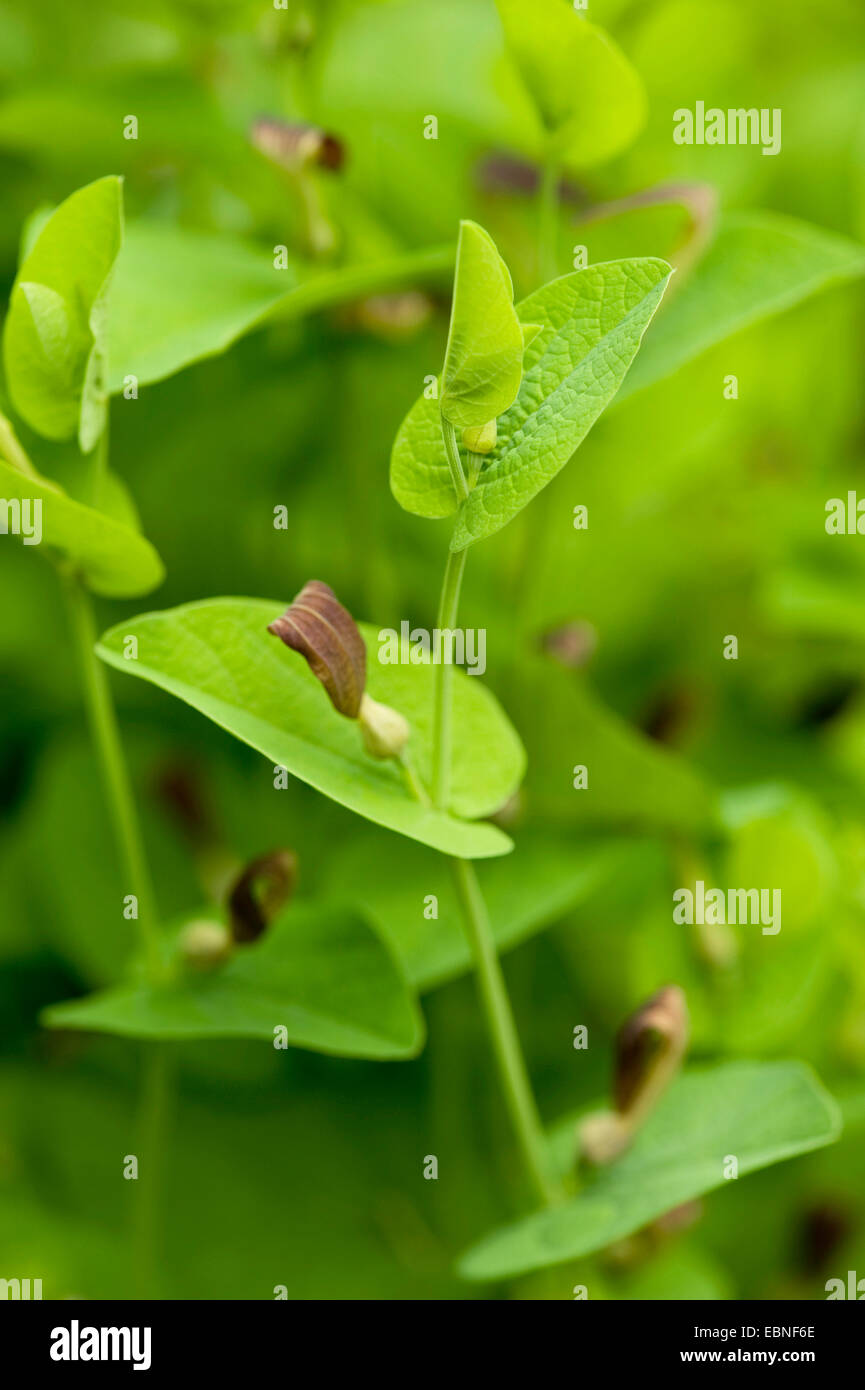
[227,849,297,944]
[580,986,689,1165]
[352,292,433,342]
[613,985,689,1115]
[251,118,345,173]
[540,621,597,669]
[268,581,367,719]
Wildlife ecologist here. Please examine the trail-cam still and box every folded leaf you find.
[459,1060,841,1281]
[440,220,523,430]
[0,458,163,598]
[9,283,79,438]
[3,176,122,448]
[97,599,522,858]
[495,0,646,168]
[391,259,671,535]
[42,904,424,1059]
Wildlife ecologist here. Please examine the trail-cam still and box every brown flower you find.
[579,985,689,1165]
[251,118,345,172]
[613,985,689,1115]
[227,849,297,944]
[268,581,367,719]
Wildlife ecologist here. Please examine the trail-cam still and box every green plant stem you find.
[431,545,466,810]
[400,750,431,807]
[427,499,558,1208]
[440,411,469,504]
[64,567,172,1291]
[538,156,560,285]
[90,404,110,508]
[62,571,162,982]
[466,449,484,490]
[450,856,558,1208]
[133,1043,173,1298]
[66,421,172,1297]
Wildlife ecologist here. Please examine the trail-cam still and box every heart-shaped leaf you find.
[495,0,646,169]
[3,176,122,449]
[391,259,671,538]
[42,903,424,1059]
[439,220,523,431]
[96,598,522,858]
[458,1060,841,1281]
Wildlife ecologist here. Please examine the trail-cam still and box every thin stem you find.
[62,572,162,981]
[440,411,469,504]
[466,449,484,490]
[431,545,466,810]
[89,398,110,509]
[426,526,559,1209]
[65,414,172,1297]
[450,857,558,1207]
[538,156,560,285]
[133,1044,173,1298]
[400,749,431,807]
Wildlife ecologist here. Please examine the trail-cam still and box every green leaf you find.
[495,0,646,168]
[328,828,624,991]
[0,457,163,598]
[391,259,672,535]
[42,903,424,1059]
[452,260,671,549]
[440,220,523,431]
[10,283,79,438]
[517,657,718,836]
[391,391,456,519]
[618,213,865,402]
[3,176,123,448]
[459,1060,841,1281]
[107,221,453,392]
[107,220,293,392]
[96,598,521,858]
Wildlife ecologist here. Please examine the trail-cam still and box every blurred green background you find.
[1,0,865,1299]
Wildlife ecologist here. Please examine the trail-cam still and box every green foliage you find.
[439,220,523,430]
[392,258,672,530]
[517,656,718,834]
[3,176,122,449]
[1,0,864,1307]
[0,454,163,597]
[621,212,865,401]
[43,903,423,1059]
[328,828,624,991]
[452,258,672,548]
[460,1062,841,1281]
[495,0,647,168]
[97,600,521,858]
[108,223,452,391]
